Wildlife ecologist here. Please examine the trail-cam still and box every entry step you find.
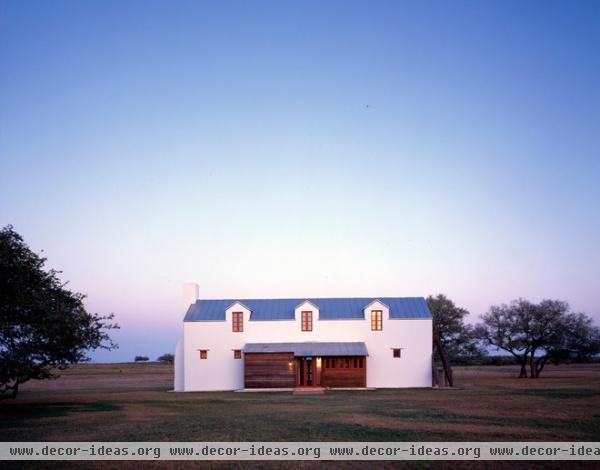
[292,387,326,395]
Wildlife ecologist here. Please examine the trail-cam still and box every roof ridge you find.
[198,296,425,301]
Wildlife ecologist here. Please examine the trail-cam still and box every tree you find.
[528,303,600,377]
[476,298,600,378]
[427,294,485,362]
[474,299,534,378]
[427,294,486,388]
[158,353,174,364]
[0,226,118,399]
[134,356,149,362]
[559,312,600,363]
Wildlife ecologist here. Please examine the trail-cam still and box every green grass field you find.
[2,363,599,469]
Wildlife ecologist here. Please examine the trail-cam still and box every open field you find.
[2,363,600,469]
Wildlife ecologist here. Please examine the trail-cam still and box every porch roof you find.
[243,341,368,357]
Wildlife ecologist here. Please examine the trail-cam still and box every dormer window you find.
[371,310,382,331]
[232,312,243,332]
[301,311,313,331]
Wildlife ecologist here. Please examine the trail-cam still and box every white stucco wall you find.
[179,301,432,391]
[174,338,184,391]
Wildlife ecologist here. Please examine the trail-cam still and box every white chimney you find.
[182,283,199,311]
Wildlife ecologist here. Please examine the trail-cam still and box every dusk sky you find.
[1,0,599,362]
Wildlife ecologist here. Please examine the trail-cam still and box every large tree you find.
[476,298,600,378]
[474,299,534,378]
[0,226,118,399]
[427,294,485,387]
[527,302,600,377]
[427,294,484,362]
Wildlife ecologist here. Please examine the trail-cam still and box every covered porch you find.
[242,342,368,389]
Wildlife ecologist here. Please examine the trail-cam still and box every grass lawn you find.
[2,363,600,469]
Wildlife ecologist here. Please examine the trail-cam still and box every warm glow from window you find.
[301,311,313,331]
[371,310,382,331]
[232,312,243,332]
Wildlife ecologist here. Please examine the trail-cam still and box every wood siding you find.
[244,352,296,388]
[321,356,366,387]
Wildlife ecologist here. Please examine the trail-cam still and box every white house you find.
[174,284,433,391]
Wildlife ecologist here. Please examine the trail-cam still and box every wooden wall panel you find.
[244,352,296,388]
[321,356,366,387]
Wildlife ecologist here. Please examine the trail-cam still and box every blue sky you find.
[1,0,599,362]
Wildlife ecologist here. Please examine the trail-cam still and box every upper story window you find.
[233,349,242,359]
[301,311,313,331]
[371,310,383,331]
[199,350,208,359]
[232,312,243,332]
[393,348,402,358]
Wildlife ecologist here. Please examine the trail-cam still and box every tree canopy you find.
[0,225,118,399]
[427,294,485,362]
[475,298,600,378]
[158,353,174,364]
[427,294,486,388]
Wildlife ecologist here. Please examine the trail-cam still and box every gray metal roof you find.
[243,342,368,356]
[184,297,431,321]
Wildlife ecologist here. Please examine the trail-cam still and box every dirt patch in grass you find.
[121,403,179,421]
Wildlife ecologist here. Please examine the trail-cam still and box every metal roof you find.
[243,342,368,356]
[184,297,431,321]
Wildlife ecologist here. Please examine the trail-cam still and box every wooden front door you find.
[296,357,317,387]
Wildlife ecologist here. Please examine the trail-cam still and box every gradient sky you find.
[1,0,599,362]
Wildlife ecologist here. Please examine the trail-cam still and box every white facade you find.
[174,289,433,391]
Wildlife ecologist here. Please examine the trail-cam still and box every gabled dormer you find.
[294,300,319,332]
[363,299,390,331]
[225,301,251,332]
